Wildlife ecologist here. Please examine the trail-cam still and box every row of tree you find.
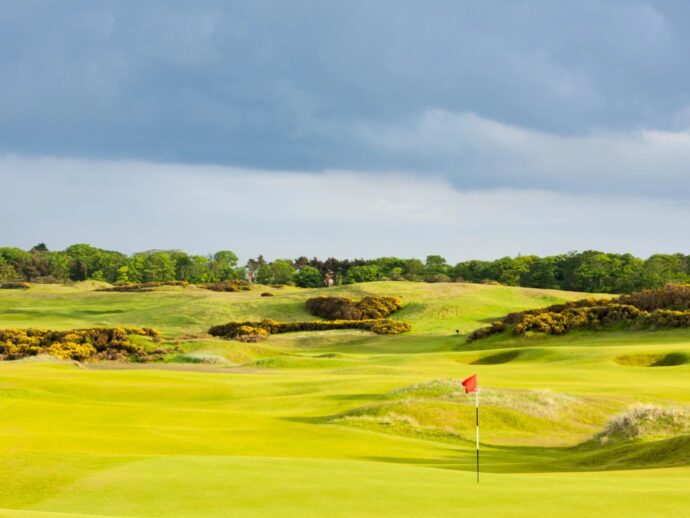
[1,245,689,293]
[0,244,244,285]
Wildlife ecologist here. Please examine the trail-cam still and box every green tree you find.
[294,266,323,288]
[641,254,687,289]
[141,252,176,282]
[526,257,560,289]
[346,265,380,283]
[405,259,425,280]
[270,260,296,285]
[0,256,19,280]
[116,265,130,284]
[212,250,241,281]
[424,255,448,276]
[47,252,70,281]
[255,260,296,285]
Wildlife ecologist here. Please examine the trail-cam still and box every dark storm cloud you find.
[2,1,690,196]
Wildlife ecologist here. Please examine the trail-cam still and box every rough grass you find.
[593,405,690,445]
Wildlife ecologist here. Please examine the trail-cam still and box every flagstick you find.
[475,386,479,483]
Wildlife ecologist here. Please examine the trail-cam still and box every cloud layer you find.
[2,156,688,260]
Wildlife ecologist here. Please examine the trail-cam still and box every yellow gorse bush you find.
[0,327,159,361]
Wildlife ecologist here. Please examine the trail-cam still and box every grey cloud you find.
[2,1,690,179]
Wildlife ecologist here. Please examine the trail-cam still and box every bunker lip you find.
[615,352,689,367]
[472,350,523,365]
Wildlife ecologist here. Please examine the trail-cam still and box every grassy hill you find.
[0,282,689,517]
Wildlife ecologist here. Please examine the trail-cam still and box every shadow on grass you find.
[357,435,690,473]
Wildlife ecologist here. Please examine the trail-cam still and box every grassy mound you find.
[563,405,690,470]
[592,405,690,445]
[567,435,690,470]
[330,380,603,446]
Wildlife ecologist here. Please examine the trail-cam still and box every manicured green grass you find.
[0,282,689,517]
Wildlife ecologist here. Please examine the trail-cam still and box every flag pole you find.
[475,384,480,483]
[461,374,480,483]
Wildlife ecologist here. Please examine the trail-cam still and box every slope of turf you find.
[0,282,689,517]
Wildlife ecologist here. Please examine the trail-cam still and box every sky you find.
[2,0,690,261]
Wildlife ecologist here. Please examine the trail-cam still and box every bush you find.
[260,292,274,297]
[306,297,360,319]
[618,284,690,311]
[648,309,690,328]
[0,327,161,361]
[208,318,411,340]
[366,320,412,335]
[98,281,188,292]
[468,284,690,343]
[202,280,251,292]
[0,281,30,289]
[306,296,402,320]
[357,296,403,319]
[424,274,452,283]
[466,322,506,343]
[513,304,643,335]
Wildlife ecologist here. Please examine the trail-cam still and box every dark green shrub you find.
[98,281,188,292]
[424,274,452,283]
[294,266,323,288]
[208,318,410,340]
[202,280,251,292]
[305,296,402,320]
[466,322,506,343]
[260,292,274,297]
[618,284,690,311]
[306,297,360,320]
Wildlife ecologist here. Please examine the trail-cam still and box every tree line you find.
[1,244,689,293]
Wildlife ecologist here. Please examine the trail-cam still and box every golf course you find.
[1,281,689,517]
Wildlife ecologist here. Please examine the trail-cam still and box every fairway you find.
[1,282,689,517]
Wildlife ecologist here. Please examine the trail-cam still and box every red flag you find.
[461,374,477,393]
